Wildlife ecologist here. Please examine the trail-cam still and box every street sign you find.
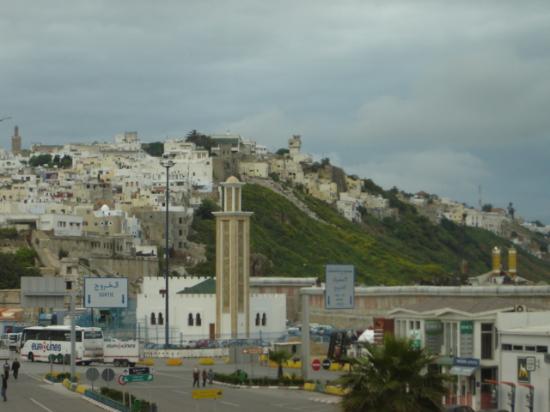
[322,358,332,370]
[525,357,536,372]
[102,368,115,382]
[129,366,150,375]
[192,389,223,400]
[119,374,154,384]
[84,277,128,308]
[242,347,263,355]
[21,277,66,308]
[311,359,321,371]
[325,265,355,309]
[86,368,100,382]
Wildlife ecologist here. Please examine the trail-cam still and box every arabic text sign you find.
[84,277,128,308]
[325,265,355,310]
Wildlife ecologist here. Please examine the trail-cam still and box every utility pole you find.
[161,158,175,349]
[70,291,76,380]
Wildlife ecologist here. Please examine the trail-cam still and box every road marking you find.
[25,373,43,382]
[172,389,189,395]
[220,400,240,407]
[30,398,55,412]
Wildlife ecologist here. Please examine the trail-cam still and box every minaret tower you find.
[11,126,21,155]
[213,176,253,339]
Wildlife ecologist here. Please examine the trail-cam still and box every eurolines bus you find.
[20,326,104,364]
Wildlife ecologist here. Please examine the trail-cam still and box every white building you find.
[38,213,83,237]
[136,276,286,343]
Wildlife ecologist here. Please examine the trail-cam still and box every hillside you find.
[189,184,550,285]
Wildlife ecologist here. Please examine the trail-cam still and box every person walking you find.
[11,359,20,380]
[2,361,8,378]
[201,369,207,387]
[1,372,7,401]
[192,367,200,387]
[207,368,214,385]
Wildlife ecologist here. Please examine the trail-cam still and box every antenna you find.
[478,185,482,210]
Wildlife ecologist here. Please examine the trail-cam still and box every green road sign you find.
[120,374,154,383]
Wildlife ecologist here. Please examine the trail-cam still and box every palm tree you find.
[268,350,292,379]
[339,335,447,412]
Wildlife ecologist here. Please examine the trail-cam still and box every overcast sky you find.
[1,1,549,223]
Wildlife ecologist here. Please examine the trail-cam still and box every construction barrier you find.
[137,358,155,366]
[325,385,349,396]
[303,383,316,392]
[199,357,215,366]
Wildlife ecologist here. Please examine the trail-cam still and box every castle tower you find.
[213,176,253,339]
[11,126,21,155]
[492,246,501,274]
[508,247,517,278]
[288,134,301,157]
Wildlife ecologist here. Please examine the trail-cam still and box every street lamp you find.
[161,157,175,348]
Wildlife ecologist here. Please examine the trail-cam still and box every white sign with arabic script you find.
[84,277,128,308]
[325,265,355,310]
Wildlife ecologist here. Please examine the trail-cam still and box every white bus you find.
[20,326,104,365]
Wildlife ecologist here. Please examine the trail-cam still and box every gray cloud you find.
[1,1,549,221]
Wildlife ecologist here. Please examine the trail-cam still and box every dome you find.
[225,176,240,184]
[100,204,110,212]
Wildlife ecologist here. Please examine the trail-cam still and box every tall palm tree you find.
[339,335,447,412]
[268,350,292,379]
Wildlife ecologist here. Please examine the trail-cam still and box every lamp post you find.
[161,158,175,348]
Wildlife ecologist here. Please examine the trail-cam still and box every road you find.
[16,359,342,412]
[2,369,102,412]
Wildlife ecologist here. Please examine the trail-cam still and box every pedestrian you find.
[192,367,200,387]
[201,369,207,387]
[1,372,7,401]
[11,359,20,380]
[2,361,8,378]
[207,368,214,385]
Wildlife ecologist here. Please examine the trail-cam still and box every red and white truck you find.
[103,339,141,367]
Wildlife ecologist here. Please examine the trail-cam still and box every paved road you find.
[1,369,102,412]
[19,359,342,412]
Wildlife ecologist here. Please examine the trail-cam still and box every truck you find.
[103,339,141,367]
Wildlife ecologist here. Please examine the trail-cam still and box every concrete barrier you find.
[166,358,183,366]
[137,358,155,366]
[303,382,316,392]
[198,357,215,365]
[144,348,228,359]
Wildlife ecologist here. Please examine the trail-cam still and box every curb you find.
[81,395,121,412]
[213,381,301,390]
[309,397,342,405]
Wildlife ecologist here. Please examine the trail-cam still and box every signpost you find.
[84,277,128,308]
[311,359,321,371]
[322,358,331,370]
[117,366,154,385]
[86,367,100,391]
[325,265,355,309]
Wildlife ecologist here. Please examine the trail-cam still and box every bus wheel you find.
[28,352,34,362]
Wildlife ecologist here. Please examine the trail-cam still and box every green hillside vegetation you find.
[189,184,550,285]
[0,247,40,288]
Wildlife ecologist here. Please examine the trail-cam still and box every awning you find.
[450,366,478,376]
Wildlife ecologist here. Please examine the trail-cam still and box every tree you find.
[482,203,493,212]
[185,130,213,154]
[268,350,292,379]
[339,335,447,412]
[141,142,164,157]
[275,148,289,156]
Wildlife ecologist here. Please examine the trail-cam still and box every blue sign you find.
[325,265,355,310]
[453,357,480,367]
[84,277,128,308]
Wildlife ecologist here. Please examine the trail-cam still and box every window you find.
[501,344,512,351]
[481,323,494,359]
[196,313,202,326]
[255,313,260,326]
[536,346,548,353]
[261,313,267,326]
[525,346,536,352]
[150,313,156,325]
[158,313,164,325]
[512,345,523,351]
[188,313,194,326]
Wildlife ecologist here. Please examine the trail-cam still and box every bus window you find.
[84,331,103,339]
